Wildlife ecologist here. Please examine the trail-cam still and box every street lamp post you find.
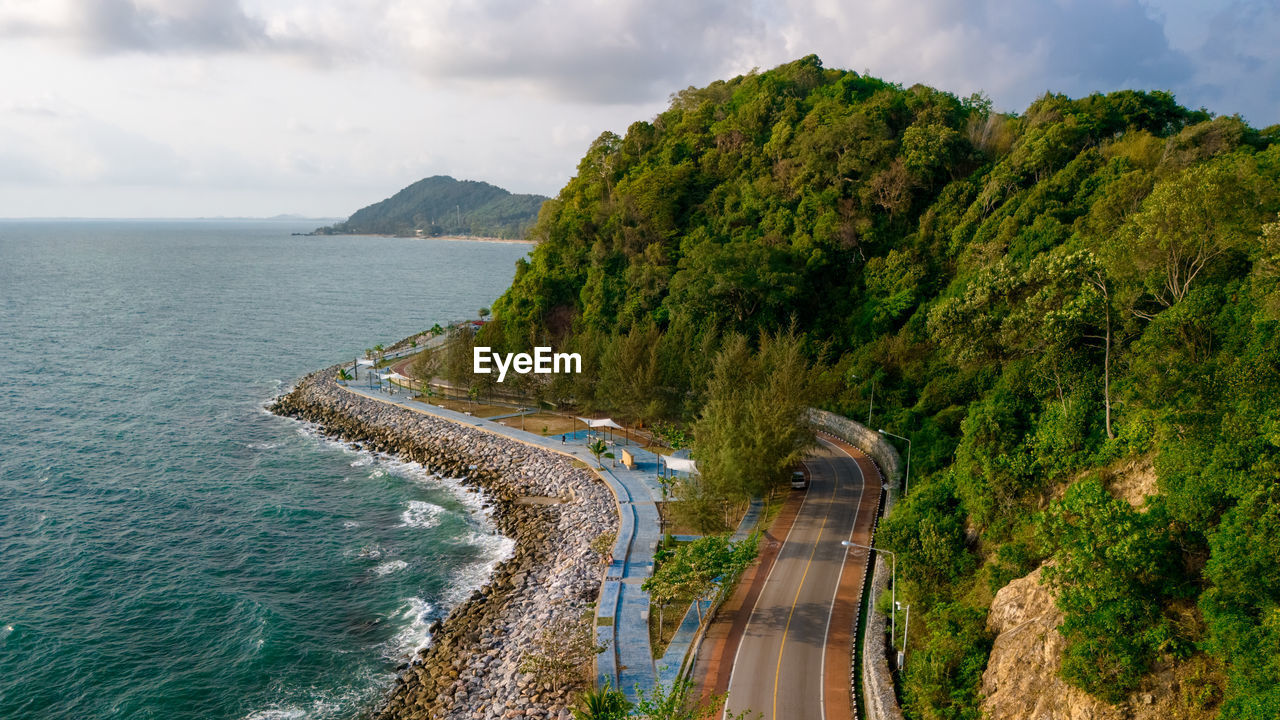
[896,601,911,671]
[867,376,875,426]
[842,540,897,651]
[878,428,912,495]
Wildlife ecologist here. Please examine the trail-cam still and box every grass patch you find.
[649,588,702,659]
[505,412,583,436]
[433,399,514,417]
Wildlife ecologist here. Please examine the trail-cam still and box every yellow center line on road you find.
[771,453,839,720]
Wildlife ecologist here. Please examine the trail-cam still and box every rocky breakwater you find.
[270,367,617,720]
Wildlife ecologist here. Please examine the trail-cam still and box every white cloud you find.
[0,0,1275,217]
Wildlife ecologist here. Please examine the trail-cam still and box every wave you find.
[445,531,517,605]
[398,500,444,529]
[373,560,408,576]
[386,597,434,658]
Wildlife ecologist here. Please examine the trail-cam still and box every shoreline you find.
[302,232,536,244]
[270,364,615,720]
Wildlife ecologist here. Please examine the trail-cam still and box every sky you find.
[0,0,1276,218]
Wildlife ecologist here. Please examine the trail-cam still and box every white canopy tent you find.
[356,358,376,367]
[576,417,625,430]
[662,457,699,474]
[576,416,628,445]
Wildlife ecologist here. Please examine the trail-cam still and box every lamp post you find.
[842,540,897,651]
[896,601,911,671]
[878,428,912,495]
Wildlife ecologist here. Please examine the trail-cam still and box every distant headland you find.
[306,175,547,240]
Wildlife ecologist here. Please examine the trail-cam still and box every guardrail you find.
[809,409,906,720]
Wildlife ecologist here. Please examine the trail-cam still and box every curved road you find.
[722,437,879,720]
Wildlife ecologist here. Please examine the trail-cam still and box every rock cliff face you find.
[983,566,1220,720]
[271,368,617,720]
[981,455,1221,720]
[982,567,1118,720]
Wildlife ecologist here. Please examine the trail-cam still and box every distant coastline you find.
[295,231,535,244]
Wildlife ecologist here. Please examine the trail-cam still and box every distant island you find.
[309,175,547,239]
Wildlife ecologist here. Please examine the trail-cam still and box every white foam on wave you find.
[386,597,434,658]
[445,531,517,605]
[373,560,408,576]
[243,709,305,720]
[398,500,445,529]
[284,413,519,653]
[342,520,360,529]
[239,672,382,720]
[246,441,282,451]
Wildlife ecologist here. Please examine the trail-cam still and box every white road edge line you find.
[722,450,823,720]
[817,434,869,720]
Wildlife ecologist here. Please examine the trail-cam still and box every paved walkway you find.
[334,376,667,698]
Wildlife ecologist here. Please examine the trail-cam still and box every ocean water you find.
[0,221,527,720]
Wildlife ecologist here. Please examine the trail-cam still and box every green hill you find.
[476,56,1280,718]
[313,175,547,239]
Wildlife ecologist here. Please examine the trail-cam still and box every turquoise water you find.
[0,221,528,720]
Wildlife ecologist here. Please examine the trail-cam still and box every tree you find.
[642,535,757,628]
[1201,487,1280,718]
[1121,157,1260,312]
[687,329,817,532]
[573,684,631,720]
[408,347,441,389]
[519,616,606,692]
[901,602,992,720]
[1038,477,1183,700]
[587,438,611,468]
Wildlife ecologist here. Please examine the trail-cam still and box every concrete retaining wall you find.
[809,409,906,720]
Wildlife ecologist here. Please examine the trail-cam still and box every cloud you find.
[0,0,1260,115]
[379,0,766,104]
[1180,0,1280,125]
[74,0,267,53]
[0,0,1276,218]
[0,0,341,59]
[764,0,1192,113]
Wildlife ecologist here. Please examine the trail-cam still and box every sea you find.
[0,220,529,720]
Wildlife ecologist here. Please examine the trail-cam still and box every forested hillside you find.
[314,175,546,238]
[475,56,1280,718]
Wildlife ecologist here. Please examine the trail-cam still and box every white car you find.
[790,469,809,490]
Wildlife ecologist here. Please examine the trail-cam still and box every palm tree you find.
[478,307,490,321]
[336,367,353,383]
[429,323,444,336]
[572,684,630,720]
[587,439,611,468]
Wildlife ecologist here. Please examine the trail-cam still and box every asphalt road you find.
[722,438,874,720]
